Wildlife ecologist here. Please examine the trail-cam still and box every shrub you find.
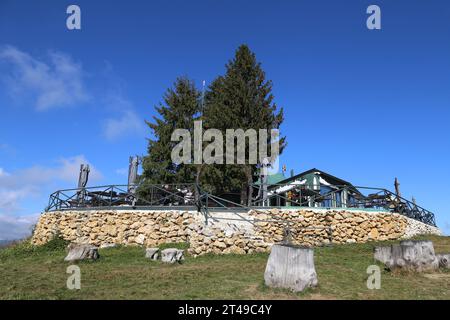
[0,234,69,260]
[39,235,70,252]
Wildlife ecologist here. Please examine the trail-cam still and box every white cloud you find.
[0,45,89,111]
[103,109,145,141]
[0,155,102,215]
[0,188,37,213]
[0,167,9,177]
[0,213,39,240]
[99,64,145,141]
[0,155,101,187]
[115,167,128,176]
[443,221,450,236]
[46,155,103,183]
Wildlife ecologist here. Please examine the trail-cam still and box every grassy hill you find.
[1,235,449,300]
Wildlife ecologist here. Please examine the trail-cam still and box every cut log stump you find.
[161,248,184,264]
[64,243,99,262]
[374,240,439,272]
[374,246,392,265]
[264,244,318,293]
[437,254,450,268]
[145,247,160,260]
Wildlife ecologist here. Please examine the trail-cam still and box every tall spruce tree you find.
[204,45,286,205]
[139,77,200,198]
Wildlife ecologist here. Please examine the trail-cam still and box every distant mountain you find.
[0,240,16,248]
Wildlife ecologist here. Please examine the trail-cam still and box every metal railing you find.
[251,183,436,226]
[196,189,334,246]
[45,182,436,227]
[46,184,198,211]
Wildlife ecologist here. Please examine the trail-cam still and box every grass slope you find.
[1,236,449,300]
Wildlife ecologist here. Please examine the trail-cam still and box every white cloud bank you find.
[0,46,145,141]
[0,155,102,239]
[103,109,145,141]
[0,214,39,240]
[443,221,450,236]
[100,77,146,141]
[0,45,89,110]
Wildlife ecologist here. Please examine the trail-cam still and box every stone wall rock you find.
[401,216,442,239]
[32,210,196,247]
[31,208,441,257]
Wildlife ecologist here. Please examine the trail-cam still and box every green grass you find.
[1,235,450,300]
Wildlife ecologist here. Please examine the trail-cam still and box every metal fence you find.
[45,182,436,227]
[46,184,198,211]
[251,183,436,226]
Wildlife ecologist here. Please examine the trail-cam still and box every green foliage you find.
[39,235,70,252]
[138,77,200,199]
[203,45,286,202]
[0,235,69,260]
[0,240,35,259]
[139,45,286,204]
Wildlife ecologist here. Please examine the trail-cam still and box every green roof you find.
[255,173,286,185]
[268,173,286,184]
[275,168,354,187]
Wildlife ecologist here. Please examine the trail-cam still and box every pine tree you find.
[204,45,286,205]
[139,77,200,198]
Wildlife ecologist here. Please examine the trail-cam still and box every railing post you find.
[47,194,52,212]
[109,186,113,207]
[205,193,209,225]
[150,186,153,205]
[57,191,61,210]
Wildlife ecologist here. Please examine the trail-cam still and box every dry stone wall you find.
[32,208,441,256]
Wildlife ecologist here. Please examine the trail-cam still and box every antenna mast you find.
[201,80,206,117]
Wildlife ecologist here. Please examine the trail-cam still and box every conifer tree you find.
[204,45,286,204]
[139,77,200,198]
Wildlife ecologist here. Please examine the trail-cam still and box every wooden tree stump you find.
[64,243,99,262]
[374,246,392,265]
[374,240,439,272]
[161,248,184,264]
[145,247,160,260]
[437,254,450,269]
[264,244,318,292]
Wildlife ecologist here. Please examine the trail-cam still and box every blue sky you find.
[0,0,449,239]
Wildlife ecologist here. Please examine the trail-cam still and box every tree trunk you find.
[374,240,439,272]
[246,166,253,207]
[264,244,318,292]
[240,183,248,205]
